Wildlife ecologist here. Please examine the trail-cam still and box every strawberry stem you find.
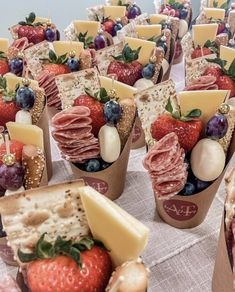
[40,50,68,65]
[112,44,141,64]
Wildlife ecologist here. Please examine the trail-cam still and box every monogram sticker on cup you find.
[132,125,141,143]
[82,177,109,194]
[163,199,198,221]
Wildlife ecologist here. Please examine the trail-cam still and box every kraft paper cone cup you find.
[131,116,146,149]
[173,40,184,65]
[162,38,176,82]
[70,133,132,200]
[17,271,28,292]
[47,106,60,120]
[0,237,17,266]
[212,214,235,292]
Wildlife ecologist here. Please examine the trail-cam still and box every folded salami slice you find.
[184,75,218,91]
[143,132,188,200]
[52,106,100,163]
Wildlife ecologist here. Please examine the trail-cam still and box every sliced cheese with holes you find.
[220,45,235,69]
[103,6,126,21]
[0,38,9,53]
[136,25,162,40]
[7,122,44,150]
[204,8,225,20]
[4,73,39,91]
[192,24,218,47]
[53,41,84,59]
[208,0,227,8]
[73,20,101,38]
[178,90,229,126]
[99,76,137,99]
[149,14,168,24]
[34,17,51,24]
[79,186,149,267]
[124,36,156,65]
[110,0,128,4]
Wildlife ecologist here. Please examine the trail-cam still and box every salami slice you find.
[184,75,218,91]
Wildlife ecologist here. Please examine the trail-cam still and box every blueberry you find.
[114,22,123,34]
[100,159,111,170]
[84,159,101,172]
[156,39,168,54]
[67,57,80,72]
[180,8,188,19]
[9,58,23,75]
[16,86,35,110]
[104,100,122,124]
[181,182,196,196]
[45,28,56,42]
[195,179,211,192]
[142,64,155,79]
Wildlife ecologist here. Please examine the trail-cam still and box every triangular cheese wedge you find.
[149,14,168,24]
[73,20,101,38]
[103,6,126,21]
[124,36,156,65]
[7,122,44,150]
[178,90,229,126]
[99,76,137,99]
[192,23,218,47]
[0,38,9,53]
[79,186,149,267]
[136,25,162,40]
[53,41,84,59]
[4,73,39,91]
[34,16,51,24]
[220,46,235,69]
[208,0,227,8]
[204,8,225,20]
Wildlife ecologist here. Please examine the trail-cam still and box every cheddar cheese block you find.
[103,6,126,21]
[4,73,39,91]
[99,76,137,99]
[149,14,168,24]
[220,46,235,69]
[73,20,101,38]
[204,8,225,20]
[136,25,162,40]
[0,38,9,53]
[178,90,229,126]
[192,23,218,47]
[79,186,149,267]
[53,41,84,59]
[124,36,156,65]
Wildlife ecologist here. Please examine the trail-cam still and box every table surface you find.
[0,62,229,292]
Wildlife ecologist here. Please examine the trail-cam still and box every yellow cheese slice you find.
[124,36,156,65]
[178,90,229,126]
[4,73,39,91]
[99,76,137,99]
[79,186,149,267]
[110,0,128,4]
[0,38,9,53]
[192,24,218,47]
[220,45,235,69]
[204,8,225,19]
[6,122,44,150]
[208,0,227,8]
[103,6,126,21]
[53,41,84,59]
[34,17,51,24]
[149,14,168,24]
[136,25,162,40]
[73,20,101,38]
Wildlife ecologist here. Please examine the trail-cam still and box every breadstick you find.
[30,88,46,125]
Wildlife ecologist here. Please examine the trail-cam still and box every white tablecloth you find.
[0,62,230,292]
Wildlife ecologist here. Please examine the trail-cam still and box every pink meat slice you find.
[184,75,218,91]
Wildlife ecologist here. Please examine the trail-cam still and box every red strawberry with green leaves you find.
[0,77,19,127]
[107,44,143,86]
[74,88,109,136]
[191,40,217,59]
[0,52,9,76]
[42,50,70,76]
[0,140,24,165]
[207,58,235,97]
[18,235,112,292]
[17,12,45,44]
[151,99,202,152]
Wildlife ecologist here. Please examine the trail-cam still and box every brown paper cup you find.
[47,106,60,120]
[162,38,176,82]
[70,134,132,200]
[131,116,146,149]
[212,214,235,292]
[0,237,17,266]
[173,40,184,65]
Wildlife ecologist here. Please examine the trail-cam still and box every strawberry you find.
[0,140,24,164]
[151,99,202,152]
[191,47,212,59]
[42,50,70,76]
[17,12,45,44]
[0,52,9,76]
[107,44,143,86]
[203,66,222,81]
[0,77,19,127]
[18,235,112,292]
[217,22,225,34]
[217,75,235,97]
[102,18,115,36]
[74,88,109,136]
